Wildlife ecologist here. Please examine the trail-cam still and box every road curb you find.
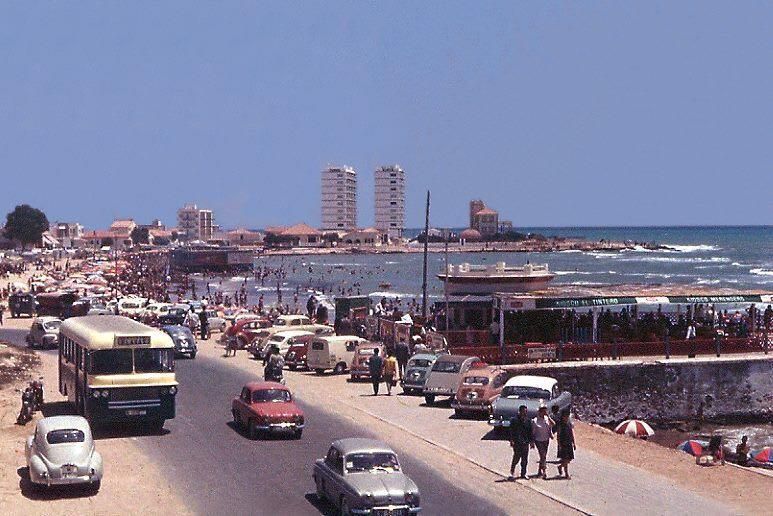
[341,399,594,516]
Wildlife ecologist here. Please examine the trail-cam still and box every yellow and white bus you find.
[58,315,178,430]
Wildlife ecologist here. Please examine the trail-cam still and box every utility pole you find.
[421,190,430,319]
[444,228,449,331]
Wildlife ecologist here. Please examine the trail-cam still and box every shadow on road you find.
[92,423,170,441]
[40,401,76,417]
[480,428,508,441]
[17,467,97,501]
[304,492,337,515]
[225,420,301,442]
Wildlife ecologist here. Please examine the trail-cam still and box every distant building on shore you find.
[321,165,357,231]
[469,200,499,236]
[177,203,214,241]
[374,165,405,239]
[51,221,84,248]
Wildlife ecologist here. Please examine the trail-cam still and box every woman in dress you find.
[557,410,576,479]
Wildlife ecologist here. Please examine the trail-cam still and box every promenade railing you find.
[446,335,770,365]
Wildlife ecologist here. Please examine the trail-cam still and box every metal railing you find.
[448,335,771,365]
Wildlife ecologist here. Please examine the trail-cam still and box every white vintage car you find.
[25,415,103,491]
[26,317,62,349]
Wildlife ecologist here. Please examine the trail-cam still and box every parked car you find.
[313,438,421,515]
[401,353,438,395]
[26,317,62,349]
[141,302,172,324]
[422,355,482,406]
[248,329,314,360]
[161,325,198,358]
[451,365,512,418]
[25,415,103,491]
[284,334,315,370]
[117,297,148,319]
[9,292,36,318]
[489,375,572,428]
[231,381,304,439]
[158,306,190,326]
[307,336,368,375]
[250,321,335,357]
[349,342,384,380]
[204,309,227,333]
[223,317,270,350]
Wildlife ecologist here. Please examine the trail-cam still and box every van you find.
[251,330,314,359]
[307,336,368,375]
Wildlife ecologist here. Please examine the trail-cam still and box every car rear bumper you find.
[488,417,510,427]
[450,401,490,413]
[255,422,304,432]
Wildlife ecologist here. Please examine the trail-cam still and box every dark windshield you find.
[463,376,489,385]
[47,429,85,444]
[252,389,291,403]
[501,386,551,400]
[409,359,432,368]
[431,360,461,373]
[135,349,175,373]
[44,320,62,331]
[345,452,400,474]
[90,349,133,374]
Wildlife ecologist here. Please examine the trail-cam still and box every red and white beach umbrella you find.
[614,419,655,438]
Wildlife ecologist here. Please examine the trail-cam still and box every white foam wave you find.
[750,268,773,276]
[368,291,416,299]
[590,252,619,259]
[695,278,722,285]
[558,249,582,253]
[620,256,730,264]
[661,244,721,253]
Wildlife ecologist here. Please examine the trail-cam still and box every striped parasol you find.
[614,419,655,438]
[753,447,773,463]
[677,440,705,456]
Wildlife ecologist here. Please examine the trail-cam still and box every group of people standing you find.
[508,405,576,481]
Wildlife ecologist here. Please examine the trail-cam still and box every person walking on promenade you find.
[198,309,209,340]
[0,303,4,326]
[395,339,409,380]
[383,351,398,396]
[508,405,534,481]
[556,410,576,479]
[551,405,561,460]
[532,405,554,479]
[368,348,384,396]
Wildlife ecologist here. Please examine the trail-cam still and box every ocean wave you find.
[368,291,417,299]
[750,268,773,276]
[695,278,722,285]
[554,270,617,276]
[590,252,619,259]
[619,256,730,264]
[661,244,721,253]
[558,249,582,253]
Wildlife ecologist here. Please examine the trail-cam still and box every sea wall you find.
[514,357,773,424]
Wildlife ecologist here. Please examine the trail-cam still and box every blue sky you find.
[1,2,771,230]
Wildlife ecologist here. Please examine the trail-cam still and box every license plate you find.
[61,465,77,477]
[126,409,147,416]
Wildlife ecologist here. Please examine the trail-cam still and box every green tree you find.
[130,226,150,245]
[4,204,49,250]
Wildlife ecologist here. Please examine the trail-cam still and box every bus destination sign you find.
[114,335,151,347]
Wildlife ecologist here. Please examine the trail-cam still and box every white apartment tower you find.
[177,203,214,241]
[321,165,357,230]
[374,165,405,238]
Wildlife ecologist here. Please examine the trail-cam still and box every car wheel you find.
[248,419,257,439]
[340,497,351,516]
[315,369,325,375]
[294,429,303,439]
[88,479,101,494]
[424,394,435,406]
[333,363,346,375]
[190,352,197,359]
[315,476,325,502]
[149,420,165,433]
[232,410,241,427]
[288,365,297,371]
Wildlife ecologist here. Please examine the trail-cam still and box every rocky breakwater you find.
[515,356,773,425]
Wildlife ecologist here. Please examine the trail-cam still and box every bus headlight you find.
[101,390,109,398]
[168,386,177,395]
[92,390,100,398]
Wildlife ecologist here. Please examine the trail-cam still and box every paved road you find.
[129,354,506,515]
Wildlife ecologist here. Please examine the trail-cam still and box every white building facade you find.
[177,203,214,241]
[321,165,357,231]
[374,165,405,238]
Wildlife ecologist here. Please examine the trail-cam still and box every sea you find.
[195,226,773,306]
[191,225,773,451]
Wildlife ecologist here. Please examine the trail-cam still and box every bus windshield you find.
[89,349,174,374]
[135,349,174,373]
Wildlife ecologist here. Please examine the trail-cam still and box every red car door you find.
[237,387,251,421]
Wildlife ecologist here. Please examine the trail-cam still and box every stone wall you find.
[514,357,773,425]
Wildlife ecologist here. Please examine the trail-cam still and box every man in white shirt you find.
[532,405,554,479]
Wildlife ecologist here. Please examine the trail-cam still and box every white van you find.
[117,297,148,318]
[307,336,368,375]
